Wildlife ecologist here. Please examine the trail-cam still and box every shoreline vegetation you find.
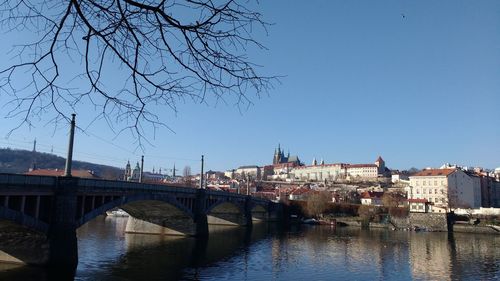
[287,201,500,235]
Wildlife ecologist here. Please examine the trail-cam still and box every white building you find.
[291,163,344,181]
[224,170,235,179]
[392,173,409,183]
[360,191,384,206]
[407,168,481,213]
[234,165,261,179]
[345,164,378,178]
[494,167,500,180]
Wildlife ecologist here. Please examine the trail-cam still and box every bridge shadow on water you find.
[0,216,280,281]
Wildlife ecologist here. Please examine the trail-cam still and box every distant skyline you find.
[0,0,499,173]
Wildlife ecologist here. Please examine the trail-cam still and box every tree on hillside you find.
[305,191,331,218]
[382,192,402,208]
[407,167,420,175]
[0,0,274,140]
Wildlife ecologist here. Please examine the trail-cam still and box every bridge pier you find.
[244,196,253,228]
[48,177,78,269]
[267,202,284,222]
[194,189,208,237]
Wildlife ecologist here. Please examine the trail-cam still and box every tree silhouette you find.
[305,191,331,218]
[182,165,191,187]
[0,0,274,141]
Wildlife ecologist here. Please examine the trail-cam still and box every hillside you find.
[0,148,123,180]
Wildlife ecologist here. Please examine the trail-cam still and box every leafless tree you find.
[0,0,274,141]
[381,192,404,208]
[446,188,470,212]
[305,191,331,218]
[182,164,191,186]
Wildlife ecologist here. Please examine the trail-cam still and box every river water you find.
[0,216,499,281]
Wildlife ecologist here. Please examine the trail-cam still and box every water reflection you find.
[77,218,271,281]
[0,217,498,281]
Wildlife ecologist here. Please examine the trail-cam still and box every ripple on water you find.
[1,219,499,281]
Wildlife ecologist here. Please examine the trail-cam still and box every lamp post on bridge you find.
[64,114,76,177]
[199,155,204,189]
[139,155,144,183]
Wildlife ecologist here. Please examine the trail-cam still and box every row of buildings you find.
[226,145,389,182]
[225,145,500,212]
[405,166,500,213]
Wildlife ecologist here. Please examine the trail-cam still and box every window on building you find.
[434,180,437,186]
[434,189,438,194]
[418,205,423,210]
[423,181,426,186]
[416,189,420,194]
[411,205,416,210]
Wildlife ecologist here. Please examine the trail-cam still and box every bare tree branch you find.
[0,0,275,145]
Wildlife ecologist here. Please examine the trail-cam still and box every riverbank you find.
[332,216,500,235]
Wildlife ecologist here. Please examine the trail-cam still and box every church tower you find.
[124,161,131,181]
[375,156,385,174]
[273,145,281,165]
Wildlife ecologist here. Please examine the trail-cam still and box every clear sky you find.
[0,0,499,173]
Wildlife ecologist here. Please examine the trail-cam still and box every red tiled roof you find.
[290,187,311,196]
[26,169,100,179]
[346,164,377,168]
[411,169,455,177]
[361,191,384,199]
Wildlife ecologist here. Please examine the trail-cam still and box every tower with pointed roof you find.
[272,144,301,166]
[375,156,385,174]
[124,160,132,180]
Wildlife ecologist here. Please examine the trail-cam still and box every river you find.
[0,216,499,280]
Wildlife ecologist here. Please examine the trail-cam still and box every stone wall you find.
[390,216,410,229]
[408,213,448,232]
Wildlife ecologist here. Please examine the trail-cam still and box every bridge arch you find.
[251,204,269,222]
[76,193,202,236]
[76,193,194,229]
[206,200,249,226]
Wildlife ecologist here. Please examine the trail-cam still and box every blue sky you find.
[0,0,499,173]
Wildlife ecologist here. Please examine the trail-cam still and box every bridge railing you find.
[0,173,56,187]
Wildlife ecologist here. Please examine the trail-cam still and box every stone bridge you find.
[0,174,283,268]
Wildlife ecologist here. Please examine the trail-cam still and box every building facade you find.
[407,168,481,213]
[345,164,379,178]
[291,163,344,181]
[234,165,261,180]
[291,156,386,181]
